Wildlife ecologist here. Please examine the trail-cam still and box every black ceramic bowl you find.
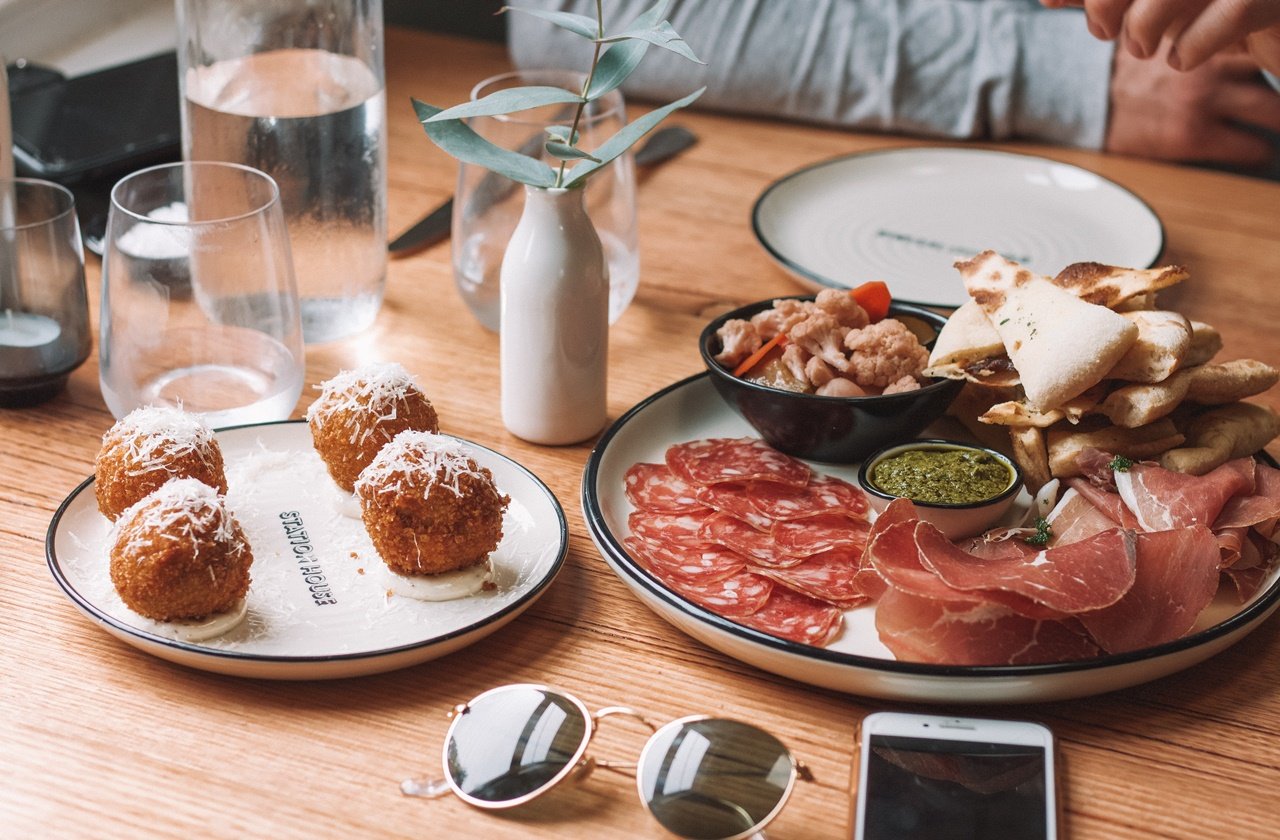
[700,297,963,463]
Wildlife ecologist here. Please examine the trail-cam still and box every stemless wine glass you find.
[452,70,638,332]
[99,162,304,427]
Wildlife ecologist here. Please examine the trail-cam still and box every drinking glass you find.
[176,0,387,343]
[0,178,91,407]
[99,162,304,427]
[453,70,639,332]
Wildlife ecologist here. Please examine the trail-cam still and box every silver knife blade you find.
[388,124,697,257]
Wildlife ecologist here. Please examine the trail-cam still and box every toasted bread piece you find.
[1098,359,1279,428]
[1052,262,1188,308]
[1009,424,1052,494]
[1047,419,1185,478]
[1161,402,1280,475]
[1107,310,1192,383]
[1184,320,1223,368]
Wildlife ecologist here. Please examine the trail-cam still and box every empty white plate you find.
[752,147,1164,308]
[47,421,567,680]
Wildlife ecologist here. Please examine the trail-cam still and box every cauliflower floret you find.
[882,374,922,395]
[804,355,836,389]
[750,298,813,340]
[780,344,810,385]
[787,311,851,372]
[817,378,867,397]
[815,288,870,330]
[843,319,929,390]
[714,318,762,368]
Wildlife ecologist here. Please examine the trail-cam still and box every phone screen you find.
[860,734,1049,840]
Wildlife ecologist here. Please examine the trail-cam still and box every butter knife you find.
[388,124,697,256]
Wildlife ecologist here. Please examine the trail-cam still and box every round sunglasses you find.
[401,683,812,840]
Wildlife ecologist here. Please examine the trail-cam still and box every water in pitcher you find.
[184,49,387,343]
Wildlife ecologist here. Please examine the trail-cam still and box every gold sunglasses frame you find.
[435,683,809,840]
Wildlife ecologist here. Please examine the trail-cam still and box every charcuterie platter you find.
[582,372,1280,703]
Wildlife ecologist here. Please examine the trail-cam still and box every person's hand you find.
[1105,42,1280,165]
[1043,0,1280,75]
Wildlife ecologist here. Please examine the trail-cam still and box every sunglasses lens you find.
[639,718,794,840]
[444,686,589,805]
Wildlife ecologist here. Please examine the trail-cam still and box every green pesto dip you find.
[870,446,1012,505]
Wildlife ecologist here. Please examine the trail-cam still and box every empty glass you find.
[99,162,304,427]
[452,70,639,332]
[0,178,91,407]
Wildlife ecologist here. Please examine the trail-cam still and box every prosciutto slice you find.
[875,589,1101,665]
[1215,462,1280,536]
[1047,488,1124,544]
[1076,526,1221,653]
[666,438,810,487]
[1065,478,1141,529]
[624,463,706,514]
[1114,457,1256,532]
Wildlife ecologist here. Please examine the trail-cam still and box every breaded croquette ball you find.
[307,363,440,492]
[355,431,509,576]
[109,477,253,622]
[95,406,228,521]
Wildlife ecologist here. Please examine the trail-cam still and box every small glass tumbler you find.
[452,70,639,332]
[99,162,304,427]
[0,179,91,407]
[176,0,387,343]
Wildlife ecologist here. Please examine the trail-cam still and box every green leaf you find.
[424,86,583,122]
[412,98,557,188]
[545,141,600,163]
[563,87,704,187]
[586,0,670,99]
[545,126,581,145]
[600,20,704,64]
[500,6,599,39]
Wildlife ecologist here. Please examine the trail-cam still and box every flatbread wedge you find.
[1052,262,1188,308]
[958,251,1139,411]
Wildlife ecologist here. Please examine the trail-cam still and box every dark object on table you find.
[700,297,962,463]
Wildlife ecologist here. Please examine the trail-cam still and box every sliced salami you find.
[752,548,873,608]
[629,510,717,549]
[694,482,776,531]
[735,587,844,646]
[701,513,805,567]
[666,438,810,488]
[653,568,775,618]
[624,463,706,514]
[749,474,869,521]
[772,513,871,557]
[623,536,748,584]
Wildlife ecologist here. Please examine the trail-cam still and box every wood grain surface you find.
[2,28,1278,839]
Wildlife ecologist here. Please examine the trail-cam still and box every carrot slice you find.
[731,333,788,378]
[850,281,891,322]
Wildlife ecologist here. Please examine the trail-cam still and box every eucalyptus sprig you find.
[412,0,705,189]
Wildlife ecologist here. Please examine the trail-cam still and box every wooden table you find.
[4,27,1279,839]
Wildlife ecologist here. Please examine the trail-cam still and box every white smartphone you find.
[853,712,1058,840]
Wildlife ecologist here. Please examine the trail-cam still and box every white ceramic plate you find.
[47,421,567,680]
[581,374,1280,703]
[752,147,1164,308]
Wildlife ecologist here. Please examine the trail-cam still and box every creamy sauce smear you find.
[385,561,492,602]
[148,598,249,642]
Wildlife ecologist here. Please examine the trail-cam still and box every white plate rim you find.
[750,146,1167,306]
[46,419,569,670]
[581,372,1280,683]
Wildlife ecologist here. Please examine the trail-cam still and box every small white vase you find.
[499,185,608,444]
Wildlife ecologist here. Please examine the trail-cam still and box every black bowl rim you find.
[858,438,1025,511]
[698,296,958,405]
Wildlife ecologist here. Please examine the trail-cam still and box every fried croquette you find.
[109,477,253,622]
[95,405,228,520]
[354,431,509,576]
[307,363,440,492]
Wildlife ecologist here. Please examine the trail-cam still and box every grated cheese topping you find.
[103,405,219,478]
[111,477,240,559]
[355,431,490,501]
[306,362,423,446]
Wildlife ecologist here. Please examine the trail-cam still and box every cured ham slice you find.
[875,589,1101,665]
[665,438,811,488]
[772,513,871,557]
[694,482,775,531]
[629,510,717,550]
[1223,533,1279,603]
[735,587,844,645]
[623,537,747,584]
[624,463,706,514]
[752,548,875,608]
[1065,478,1140,529]
[700,513,805,567]
[1076,526,1221,653]
[747,474,869,521]
[1215,462,1280,536]
[1114,457,1255,532]
[1047,488,1124,544]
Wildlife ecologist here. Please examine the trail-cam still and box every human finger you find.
[1082,0,1136,40]
[1171,0,1280,70]
[1123,0,1208,58]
